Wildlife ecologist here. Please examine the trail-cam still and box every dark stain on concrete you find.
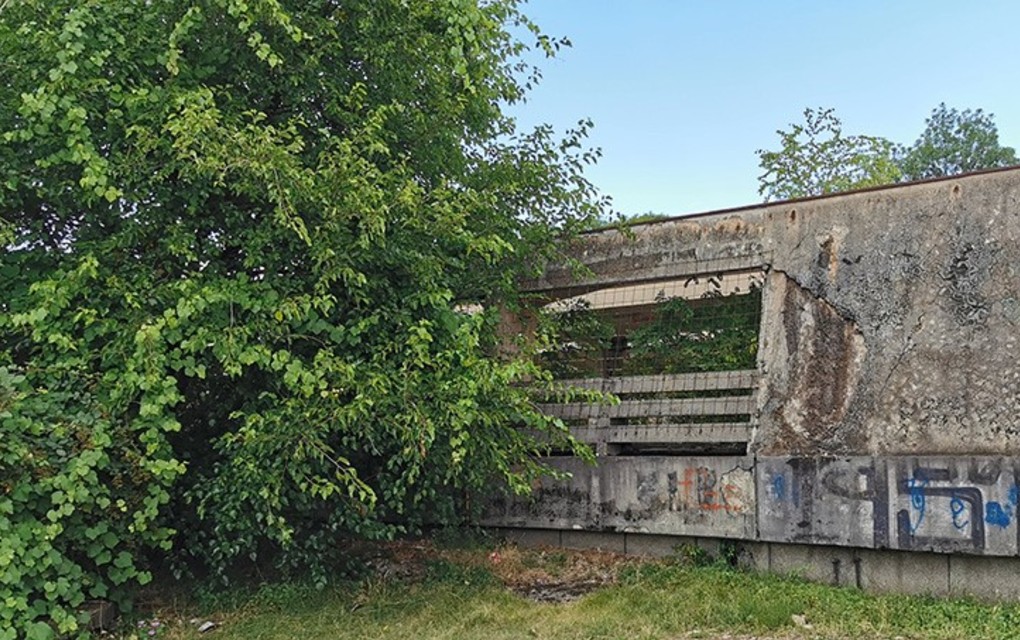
[941,234,993,327]
[764,275,866,455]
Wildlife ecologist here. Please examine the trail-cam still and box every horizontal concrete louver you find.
[539,370,759,455]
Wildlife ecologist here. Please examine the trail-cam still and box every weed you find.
[153,542,1020,640]
[674,542,712,567]
[423,559,497,589]
[717,541,739,568]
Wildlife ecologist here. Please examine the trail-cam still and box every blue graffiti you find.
[950,493,970,531]
[771,474,786,501]
[984,484,1020,529]
[907,476,929,533]
[986,502,1011,528]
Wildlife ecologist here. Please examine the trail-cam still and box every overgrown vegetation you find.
[0,1,609,636]
[756,107,902,202]
[119,543,1020,640]
[542,287,761,379]
[623,288,760,375]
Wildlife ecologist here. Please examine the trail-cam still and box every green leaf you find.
[26,622,54,640]
[112,552,132,569]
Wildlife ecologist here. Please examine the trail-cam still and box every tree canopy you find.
[0,1,606,636]
[757,104,1018,202]
[755,107,901,202]
[899,103,1018,180]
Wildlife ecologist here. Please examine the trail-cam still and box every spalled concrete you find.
[756,172,1020,457]
[757,274,868,455]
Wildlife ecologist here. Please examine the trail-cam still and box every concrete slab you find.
[561,530,626,553]
[857,548,949,596]
[887,457,1019,556]
[757,457,884,548]
[949,554,1020,600]
[768,543,858,587]
[480,457,598,530]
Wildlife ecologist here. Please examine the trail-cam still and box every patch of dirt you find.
[368,540,642,603]
[513,578,607,603]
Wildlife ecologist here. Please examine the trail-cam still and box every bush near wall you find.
[0,1,606,636]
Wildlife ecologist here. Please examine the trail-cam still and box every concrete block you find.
[494,528,561,548]
[736,541,771,572]
[949,554,1020,600]
[561,530,626,553]
[768,543,858,587]
[623,533,702,557]
[690,536,724,558]
[857,548,949,596]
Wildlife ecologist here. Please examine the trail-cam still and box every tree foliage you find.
[756,107,901,202]
[899,103,1018,180]
[541,287,760,379]
[0,1,607,636]
[757,105,1019,201]
[624,289,760,375]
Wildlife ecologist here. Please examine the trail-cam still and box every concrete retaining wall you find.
[484,456,1020,557]
[493,526,1020,601]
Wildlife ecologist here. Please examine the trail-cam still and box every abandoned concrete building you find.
[483,167,1020,599]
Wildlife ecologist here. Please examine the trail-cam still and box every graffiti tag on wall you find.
[758,457,1020,555]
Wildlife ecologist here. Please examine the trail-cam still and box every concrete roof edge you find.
[589,164,1020,235]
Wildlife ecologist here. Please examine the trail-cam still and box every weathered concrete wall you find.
[522,212,768,297]
[485,456,755,539]
[757,171,1020,456]
[757,456,1020,556]
[489,455,1020,557]
[489,169,1020,594]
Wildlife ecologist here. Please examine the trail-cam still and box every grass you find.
[132,542,1020,640]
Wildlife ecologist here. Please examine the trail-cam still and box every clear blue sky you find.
[508,1,1020,217]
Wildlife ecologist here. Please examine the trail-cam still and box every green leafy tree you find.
[623,288,761,375]
[899,103,1018,180]
[0,1,606,635]
[540,300,616,379]
[756,107,902,201]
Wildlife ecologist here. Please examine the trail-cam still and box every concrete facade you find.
[485,169,1020,599]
